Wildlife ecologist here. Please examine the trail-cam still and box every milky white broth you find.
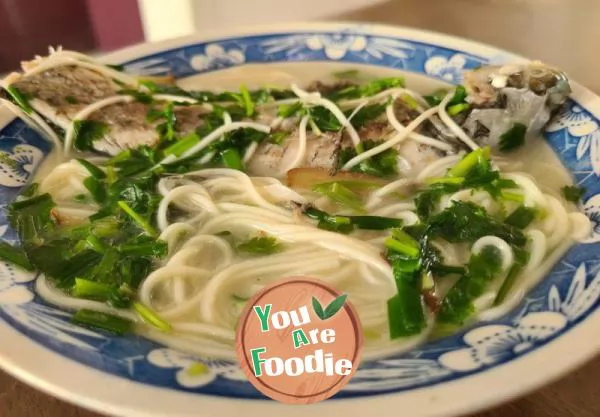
[31,62,588,361]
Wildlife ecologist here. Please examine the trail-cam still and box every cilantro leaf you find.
[561,185,586,203]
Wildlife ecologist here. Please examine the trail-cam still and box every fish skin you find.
[6,64,212,155]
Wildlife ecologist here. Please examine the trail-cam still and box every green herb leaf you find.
[347,103,386,128]
[118,89,154,104]
[426,201,526,247]
[240,84,255,117]
[76,159,106,179]
[499,123,527,153]
[0,241,34,271]
[8,193,56,242]
[72,120,109,151]
[267,131,290,145]
[561,185,586,203]
[237,236,283,255]
[277,102,303,118]
[339,140,398,177]
[117,201,158,237]
[437,246,503,324]
[327,77,405,101]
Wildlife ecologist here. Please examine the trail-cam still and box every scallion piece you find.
[221,148,244,170]
[501,191,525,203]
[493,263,523,305]
[505,206,537,229]
[448,147,490,178]
[76,159,106,179]
[117,201,158,237]
[313,182,364,212]
[133,302,172,332]
[447,103,470,116]
[425,176,465,186]
[238,236,283,254]
[163,133,200,157]
[240,84,254,117]
[347,216,402,230]
[0,241,34,271]
[71,278,113,301]
[6,86,32,114]
[401,94,419,110]
[71,309,133,335]
[385,229,420,259]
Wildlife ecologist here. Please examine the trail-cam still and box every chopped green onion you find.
[221,148,244,170]
[424,89,448,107]
[72,120,109,151]
[401,94,419,110]
[71,278,113,301]
[447,103,470,116]
[117,201,158,237]
[313,182,364,212]
[505,206,537,229]
[448,147,490,178]
[447,85,467,106]
[133,302,172,332]
[20,182,39,198]
[71,309,133,335]
[420,271,435,291]
[493,263,523,306]
[163,133,200,157]
[277,102,303,118]
[76,159,106,179]
[561,185,586,203]
[498,123,527,153]
[267,131,290,145]
[385,229,420,259]
[240,84,254,117]
[238,236,283,255]
[501,191,525,203]
[425,176,465,185]
[387,269,426,338]
[6,86,33,114]
[0,241,34,271]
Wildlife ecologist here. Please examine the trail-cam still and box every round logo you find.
[236,277,363,404]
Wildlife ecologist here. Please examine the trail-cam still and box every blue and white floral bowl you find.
[1,23,599,417]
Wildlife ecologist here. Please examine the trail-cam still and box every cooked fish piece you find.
[4,61,212,155]
[247,113,443,178]
[461,61,571,148]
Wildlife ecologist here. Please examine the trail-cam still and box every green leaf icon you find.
[324,294,347,319]
[312,296,326,320]
[312,294,348,320]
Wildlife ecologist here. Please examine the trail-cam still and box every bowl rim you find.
[0,20,599,417]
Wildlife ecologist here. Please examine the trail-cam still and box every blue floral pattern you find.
[0,27,598,400]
